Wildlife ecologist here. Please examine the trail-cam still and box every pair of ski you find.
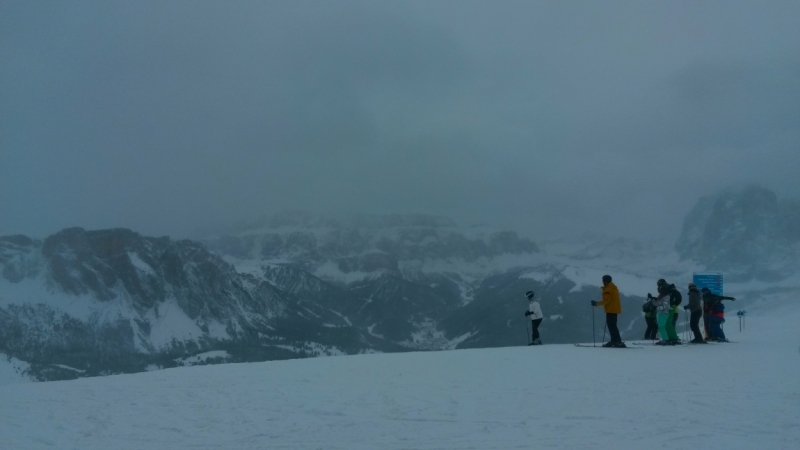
[573,343,642,349]
[630,340,736,346]
[630,341,688,346]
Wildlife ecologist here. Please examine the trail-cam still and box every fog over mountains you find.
[676,185,800,281]
[1,185,798,382]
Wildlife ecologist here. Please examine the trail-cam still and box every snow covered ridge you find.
[2,196,799,383]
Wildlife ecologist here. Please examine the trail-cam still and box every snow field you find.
[0,355,33,385]
[1,305,799,449]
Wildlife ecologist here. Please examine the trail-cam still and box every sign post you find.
[737,310,746,332]
[693,272,723,295]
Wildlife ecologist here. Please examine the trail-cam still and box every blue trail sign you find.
[693,272,723,295]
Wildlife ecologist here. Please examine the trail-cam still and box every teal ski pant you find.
[665,309,679,340]
[658,310,679,341]
[658,308,678,341]
[657,313,669,340]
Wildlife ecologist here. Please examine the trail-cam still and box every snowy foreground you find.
[2,307,799,449]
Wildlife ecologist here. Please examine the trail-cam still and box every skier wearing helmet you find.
[524,291,544,345]
[591,275,625,348]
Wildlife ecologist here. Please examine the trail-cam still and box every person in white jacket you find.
[524,291,544,345]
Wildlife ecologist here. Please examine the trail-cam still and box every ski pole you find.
[526,319,531,345]
[685,313,688,341]
[602,322,607,344]
[592,304,596,347]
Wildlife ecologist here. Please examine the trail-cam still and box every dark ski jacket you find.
[685,287,701,312]
[642,297,656,315]
[666,284,682,309]
[702,292,735,318]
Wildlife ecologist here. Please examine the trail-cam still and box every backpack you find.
[668,285,682,307]
[642,301,654,313]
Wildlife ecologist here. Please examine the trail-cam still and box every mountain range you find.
[1,185,797,381]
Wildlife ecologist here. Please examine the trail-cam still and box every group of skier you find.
[523,274,736,347]
[642,278,736,345]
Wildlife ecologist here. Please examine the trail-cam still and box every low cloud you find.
[1,1,798,242]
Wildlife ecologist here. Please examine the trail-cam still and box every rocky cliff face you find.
[0,228,377,381]
[675,186,800,281]
[39,228,280,322]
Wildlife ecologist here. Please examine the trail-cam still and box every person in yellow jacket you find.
[591,275,625,347]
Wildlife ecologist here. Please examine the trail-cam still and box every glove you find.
[647,293,653,299]
[591,301,597,306]
[524,311,531,316]
[683,305,688,310]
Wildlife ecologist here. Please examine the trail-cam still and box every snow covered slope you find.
[2,297,798,449]
[0,354,34,385]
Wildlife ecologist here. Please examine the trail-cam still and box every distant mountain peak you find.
[675,185,800,281]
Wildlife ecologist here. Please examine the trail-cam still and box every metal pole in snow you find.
[684,313,687,341]
[526,319,531,345]
[592,304,596,347]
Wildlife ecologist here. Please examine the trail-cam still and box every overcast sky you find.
[2,1,799,241]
